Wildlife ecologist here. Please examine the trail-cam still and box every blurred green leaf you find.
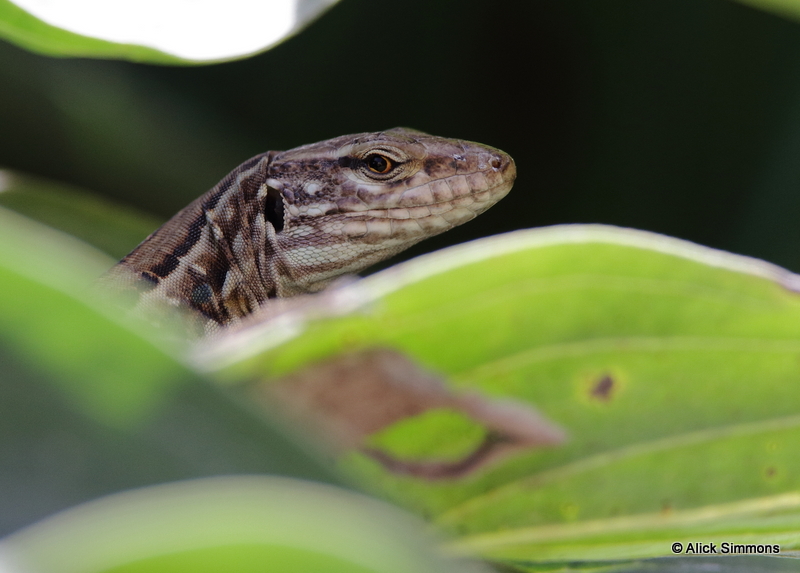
[731,0,800,22]
[0,0,341,63]
[0,170,161,259]
[0,0,186,63]
[0,207,339,535]
[0,476,483,573]
[207,225,800,567]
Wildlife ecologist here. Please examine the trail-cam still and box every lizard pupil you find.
[366,154,392,174]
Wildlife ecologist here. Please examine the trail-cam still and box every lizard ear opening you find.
[265,185,285,233]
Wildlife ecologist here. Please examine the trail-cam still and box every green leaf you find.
[730,0,800,22]
[0,170,162,259]
[0,0,341,63]
[0,0,187,63]
[207,225,800,567]
[0,206,339,535]
[0,476,478,573]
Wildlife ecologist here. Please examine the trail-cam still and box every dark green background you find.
[2,0,799,270]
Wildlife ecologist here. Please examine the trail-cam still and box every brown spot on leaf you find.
[363,434,508,480]
[765,466,777,479]
[254,348,566,480]
[591,374,615,401]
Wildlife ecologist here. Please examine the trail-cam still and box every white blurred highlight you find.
[9,0,339,60]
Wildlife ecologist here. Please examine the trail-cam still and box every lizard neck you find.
[105,152,285,331]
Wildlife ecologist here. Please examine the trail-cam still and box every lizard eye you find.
[366,154,393,174]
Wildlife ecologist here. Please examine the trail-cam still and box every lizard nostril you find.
[490,155,503,170]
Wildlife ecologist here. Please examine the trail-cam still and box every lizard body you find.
[103,128,516,335]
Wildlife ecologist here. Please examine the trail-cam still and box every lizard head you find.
[263,127,516,293]
[104,128,515,331]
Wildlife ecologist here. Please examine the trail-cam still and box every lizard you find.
[102,127,517,336]
[102,127,565,478]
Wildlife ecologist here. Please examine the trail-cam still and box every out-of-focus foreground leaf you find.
[0,476,481,573]
[0,206,339,536]
[0,0,182,63]
[0,170,161,259]
[206,225,800,569]
[0,0,341,63]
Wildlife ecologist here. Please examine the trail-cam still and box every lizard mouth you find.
[337,155,516,240]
